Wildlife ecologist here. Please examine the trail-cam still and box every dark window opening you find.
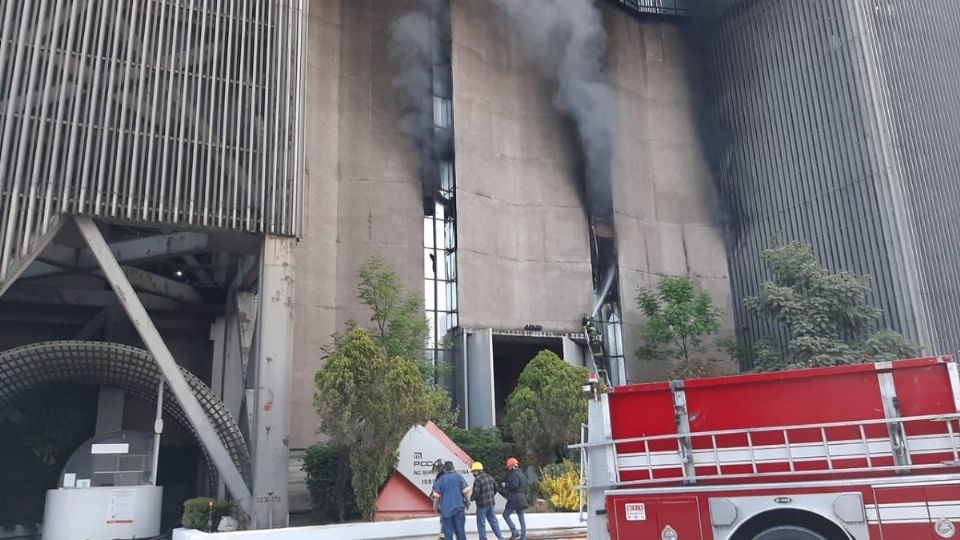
[492,335,564,424]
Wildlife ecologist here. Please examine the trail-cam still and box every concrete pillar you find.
[250,236,295,528]
[465,329,495,429]
[562,336,587,368]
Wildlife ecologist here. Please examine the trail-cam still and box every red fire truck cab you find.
[576,356,960,540]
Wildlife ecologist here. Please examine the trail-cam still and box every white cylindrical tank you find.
[42,485,163,540]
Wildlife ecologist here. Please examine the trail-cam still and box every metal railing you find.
[575,413,960,491]
[606,0,692,17]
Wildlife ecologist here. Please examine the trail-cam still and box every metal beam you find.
[73,216,252,511]
[183,254,215,286]
[20,261,68,279]
[36,241,78,268]
[231,254,260,291]
[0,305,211,330]
[22,232,213,280]
[74,307,114,339]
[2,287,185,311]
[119,265,205,304]
[77,232,211,267]
[222,293,249,421]
[250,235,294,527]
[0,217,65,298]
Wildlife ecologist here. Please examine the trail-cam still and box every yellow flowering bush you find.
[539,460,585,512]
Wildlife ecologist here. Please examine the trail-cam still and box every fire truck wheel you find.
[750,525,828,540]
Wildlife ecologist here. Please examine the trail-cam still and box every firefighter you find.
[501,457,528,540]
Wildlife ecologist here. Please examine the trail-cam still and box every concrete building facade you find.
[0,0,731,528]
[294,0,732,439]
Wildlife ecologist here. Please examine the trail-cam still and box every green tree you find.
[635,276,723,377]
[746,242,920,371]
[502,350,588,464]
[357,255,430,363]
[355,255,456,430]
[314,328,441,520]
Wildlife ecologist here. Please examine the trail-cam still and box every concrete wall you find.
[293,0,427,450]
[449,1,733,377]
[292,0,737,451]
[291,0,343,451]
[451,0,595,333]
[605,9,734,382]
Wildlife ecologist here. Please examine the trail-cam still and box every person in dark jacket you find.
[501,457,528,540]
[432,459,446,539]
[470,462,504,540]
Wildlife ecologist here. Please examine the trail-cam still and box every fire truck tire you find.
[731,509,851,540]
[750,526,828,540]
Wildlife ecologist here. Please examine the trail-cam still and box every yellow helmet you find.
[470,462,484,472]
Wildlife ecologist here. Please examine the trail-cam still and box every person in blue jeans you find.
[470,461,504,540]
[432,461,471,540]
[432,459,446,540]
[501,457,528,540]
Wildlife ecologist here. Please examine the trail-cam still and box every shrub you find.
[538,460,583,512]
[502,350,588,464]
[447,427,519,482]
[181,498,233,531]
[302,443,360,522]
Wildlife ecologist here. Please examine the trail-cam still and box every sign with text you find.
[395,423,473,497]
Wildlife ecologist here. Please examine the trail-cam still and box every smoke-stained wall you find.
[450,0,732,364]
[450,0,595,332]
[293,0,736,448]
[604,7,733,382]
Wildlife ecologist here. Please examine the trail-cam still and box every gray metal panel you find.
[0,1,306,278]
[861,0,960,355]
[703,0,960,363]
[465,329,495,429]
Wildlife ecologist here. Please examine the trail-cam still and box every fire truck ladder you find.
[575,413,960,495]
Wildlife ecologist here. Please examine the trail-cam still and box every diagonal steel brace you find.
[74,216,252,511]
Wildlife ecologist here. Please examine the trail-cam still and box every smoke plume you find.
[388,0,445,172]
[490,0,617,221]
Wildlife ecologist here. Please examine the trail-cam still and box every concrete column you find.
[562,336,587,368]
[223,292,257,421]
[465,329,495,429]
[209,316,227,500]
[210,317,226,397]
[250,236,295,528]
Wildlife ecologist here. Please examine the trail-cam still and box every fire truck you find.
[576,356,960,540]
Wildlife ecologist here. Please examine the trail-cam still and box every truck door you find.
[609,495,704,540]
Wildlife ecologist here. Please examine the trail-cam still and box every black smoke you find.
[490,0,617,223]
[388,0,450,211]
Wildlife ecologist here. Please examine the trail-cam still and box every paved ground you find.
[173,514,586,540]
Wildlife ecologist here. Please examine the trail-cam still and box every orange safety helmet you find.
[505,457,519,469]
